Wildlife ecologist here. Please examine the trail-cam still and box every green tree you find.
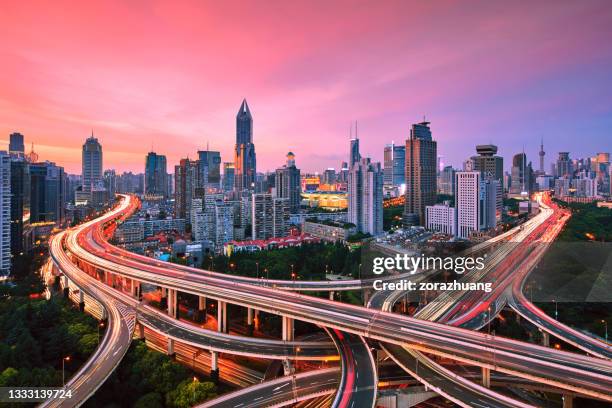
[166,379,217,408]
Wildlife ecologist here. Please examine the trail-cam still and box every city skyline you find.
[1,1,612,174]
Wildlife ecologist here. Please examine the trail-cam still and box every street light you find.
[553,299,558,320]
[62,356,70,387]
[602,320,608,343]
[97,321,105,344]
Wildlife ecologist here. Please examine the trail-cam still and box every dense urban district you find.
[1,99,611,408]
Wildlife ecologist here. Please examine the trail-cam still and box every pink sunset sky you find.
[1,0,611,174]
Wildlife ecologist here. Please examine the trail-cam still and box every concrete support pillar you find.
[210,351,219,383]
[217,301,227,333]
[167,338,175,356]
[283,359,293,375]
[137,322,145,340]
[167,289,177,318]
[329,291,335,301]
[63,275,69,298]
[542,331,550,347]
[282,316,294,341]
[246,308,254,336]
[160,287,168,309]
[79,291,85,311]
[197,296,207,323]
[482,367,491,388]
[562,395,573,408]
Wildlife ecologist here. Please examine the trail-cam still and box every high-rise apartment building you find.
[174,159,199,220]
[9,133,25,157]
[103,169,116,198]
[82,133,103,194]
[197,149,221,191]
[470,145,503,182]
[384,142,406,187]
[234,99,256,191]
[348,157,383,235]
[145,152,168,197]
[455,171,480,239]
[404,121,437,226]
[0,152,11,275]
[275,152,301,213]
[251,193,289,240]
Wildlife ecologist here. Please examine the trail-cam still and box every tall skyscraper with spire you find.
[234,99,257,191]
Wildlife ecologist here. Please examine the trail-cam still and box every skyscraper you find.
[383,142,406,187]
[174,159,199,220]
[197,149,221,191]
[404,121,437,226]
[275,152,301,213]
[145,152,168,197]
[222,162,235,192]
[30,161,66,224]
[234,99,256,191]
[348,157,383,235]
[9,157,29,257]
[350,138,360,168]
[556,152,571,178]
[0,152,11,275]
[82,133,103,194]
[9,133,25,157]
[509,153,534,196]
[470,145,503,182]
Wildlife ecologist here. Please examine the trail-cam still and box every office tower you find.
[222,162,235,192]
[594,152,610,195]
[573,177,597,198]
[323,168,336,185]
[470,145,503,182]
[510,153,533,196]
[503,172,511,193]
[234,99,257,191]
[0,152,10,275]
[481,179,502,229]
[82,133,103,194]
[9,133,25,157]
[103,169,116,198]
[348,157,383,235]
[145,152,168,197]
[538,138,546,175]
[29,161,65,224]
[438,166,455,195]
[197,149,221,191]
[337,162,349,184]
[556,152,571,178]
[275,152,301,213]
[455,171,480,239]
[384,143,406,187]
[426,202,456,235]
[174,159,199,220]
[9,158,30,257]
[404,121,437,226]
[349,138,360,168]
